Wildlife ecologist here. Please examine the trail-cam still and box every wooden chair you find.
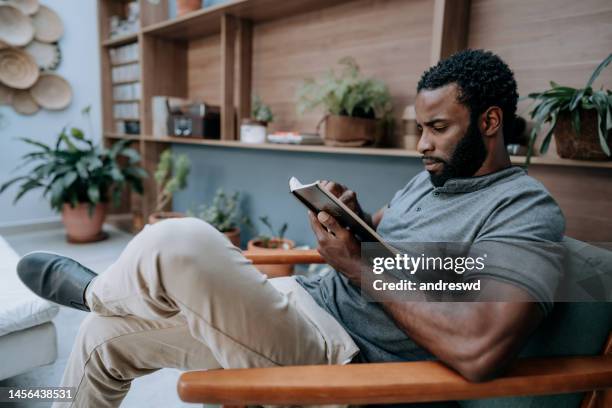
[178,249,612,407]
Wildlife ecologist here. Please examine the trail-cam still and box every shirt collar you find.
[433,166,525,194]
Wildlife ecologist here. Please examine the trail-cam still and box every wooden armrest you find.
[243,249,325,265]
[178,356,612,405]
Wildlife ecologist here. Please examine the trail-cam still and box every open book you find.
[289,177,398,254]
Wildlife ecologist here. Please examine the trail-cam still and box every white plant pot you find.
[240,123,267,144]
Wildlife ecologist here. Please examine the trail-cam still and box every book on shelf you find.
[268,132,323,145]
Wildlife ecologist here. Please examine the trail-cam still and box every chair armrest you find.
[243,249,324,265]
[178,356,612,405]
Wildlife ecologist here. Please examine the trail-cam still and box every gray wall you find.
[0,0,102,228]
[172,145,423,247]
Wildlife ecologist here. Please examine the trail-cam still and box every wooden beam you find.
[430,0,471,66]
[138,0,168,27]
[221,14,237,140]
[236,19,253,122]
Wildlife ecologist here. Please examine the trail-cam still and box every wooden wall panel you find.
[529,166,612,242]
[251,0,434,143]
[468,0,612,241]
[187,35,222,104]
[468,0,612,111]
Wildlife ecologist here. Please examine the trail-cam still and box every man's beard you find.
[426,119,488,187]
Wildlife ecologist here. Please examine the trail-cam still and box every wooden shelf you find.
[142,0,353,40]
[105,133,141,141]
[123,135,612,169]
[102,32,138,47]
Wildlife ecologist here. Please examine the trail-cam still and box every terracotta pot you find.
[554,109,610,161]
[223,227,241,247]
[176,0,201,16]
[62,202,108,243]
[148,211,185,225]
[247,238,295,278]
[323,114,383,147]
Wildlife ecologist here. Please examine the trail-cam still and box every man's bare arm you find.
[310,211,544,382]
[370,281,544,381]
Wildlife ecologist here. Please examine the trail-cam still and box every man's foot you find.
[17,252,97,311]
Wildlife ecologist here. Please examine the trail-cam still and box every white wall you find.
[0,0,101,227]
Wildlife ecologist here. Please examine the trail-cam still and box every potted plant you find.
[0,110,146,243]
[188,189,250,247]
[240,95,274,144]
[526,54,611,163]
[247,216,295,277]
[297,56,393,147]
[176,0,201,16]
[149,149,191,224]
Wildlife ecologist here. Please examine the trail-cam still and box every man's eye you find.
[433,127,446,133]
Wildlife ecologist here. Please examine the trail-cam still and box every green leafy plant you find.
[0,109,146,213]
[526,54,611,163]
[252,95,274,123]
[296,56,393,119]
[188,189,250,232]
[154,149,191,212]
[256,216,289,249]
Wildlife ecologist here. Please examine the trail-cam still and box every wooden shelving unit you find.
[103,133,612,169]
[98,0,611,232]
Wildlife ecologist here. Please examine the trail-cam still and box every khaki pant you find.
[54,218,359,408]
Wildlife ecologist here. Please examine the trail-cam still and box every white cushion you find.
[0,236,59,337]
[0,322,58,380]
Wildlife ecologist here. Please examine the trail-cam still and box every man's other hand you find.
[319,180,364,217]
[309,210,362,284]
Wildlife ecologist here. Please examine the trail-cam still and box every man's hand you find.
[308,211,362,284]
[319,180,365,217]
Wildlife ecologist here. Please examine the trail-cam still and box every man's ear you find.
[480,106,503,137]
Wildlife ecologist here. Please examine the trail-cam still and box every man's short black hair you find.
[417,49,518,140]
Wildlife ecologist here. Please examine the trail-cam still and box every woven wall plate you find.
[0,82,13,105]
[12,89,39,115]
[0,47,39,89]
[7,0,40,15]
[0,4,35,46]
[30,73,72,110]
[32,5,63,43]
[24,40,60,70]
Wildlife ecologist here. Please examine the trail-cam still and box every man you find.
[18,49,564,407]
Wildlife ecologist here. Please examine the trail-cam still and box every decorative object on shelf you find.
[5,0,39,16]
[149,149,191,224]
[240,95,273,144]
[0,106,147,243]
[177,0,201,16]
[0,82,13,105]
[188,189,251,248]
[24,40,61,70]
[31,4,63,43]
[11,89,38,115]
[0,4,34,46]
[247,216,295,277]
[505,116,531,157]
[267,131,323,145]
[401,105,420,150]
[152,96,184,137]
[108,1,139,39]
[297,56,392,147]
[29,73,72,110]
[527,54,611,163]
[0,46,39,89]
[167,99,221,139]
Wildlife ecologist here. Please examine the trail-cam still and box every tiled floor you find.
[0,225,197,408]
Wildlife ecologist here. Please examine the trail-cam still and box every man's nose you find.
[417,131,433,154]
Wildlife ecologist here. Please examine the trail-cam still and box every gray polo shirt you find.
[296,166,566,362]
